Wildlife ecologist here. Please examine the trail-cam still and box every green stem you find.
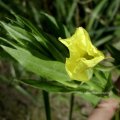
[68,93,74,120]
[43,90,51,120]
[115,109,119,120]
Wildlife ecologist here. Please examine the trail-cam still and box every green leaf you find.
[78,93,101,107]
[94,64,113,72]
[32,33,66,62]
[66,0,79,23]
[94,35,113,47]
[103,74,113,93]
[14,14,69,58]
[1,22,49,56]
[1,18,68,62]
[87,0,108,30]
[1,45,78,88]
[0,37,49,60]
[21,79,72,92]
[85,70,108,94]
[44,34,69,58]
[40,12,67,38]
[107,45,120,65]
[93,70,107,88]
[13,13,41,35]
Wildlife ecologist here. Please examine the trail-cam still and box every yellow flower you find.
[59,27,104,82]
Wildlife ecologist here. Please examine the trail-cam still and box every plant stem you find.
[68,93,74,120]
[43,90,51,120]
[115,109,119,120]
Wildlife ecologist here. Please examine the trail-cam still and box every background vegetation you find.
[0,0,120,120]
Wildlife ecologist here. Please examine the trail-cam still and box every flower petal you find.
[59,27,105,81]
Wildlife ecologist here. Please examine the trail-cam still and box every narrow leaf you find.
[1,45,78,88]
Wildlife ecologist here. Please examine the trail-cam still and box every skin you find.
[88,99,119,120]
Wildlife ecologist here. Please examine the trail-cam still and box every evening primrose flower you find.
[59,27,104,82]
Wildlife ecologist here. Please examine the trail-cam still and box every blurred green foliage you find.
[0,0,120,50]
[0,0,120,120]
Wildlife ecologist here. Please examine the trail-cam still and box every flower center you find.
[84,53,94,60]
